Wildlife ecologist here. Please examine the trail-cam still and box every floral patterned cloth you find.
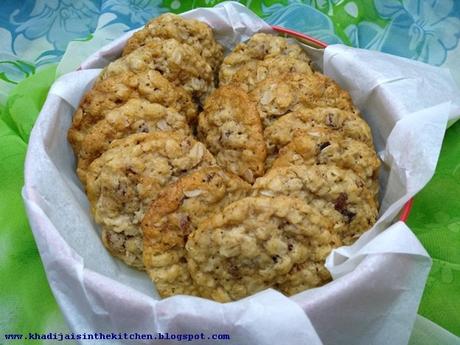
[1,0,459,100]
[1,0,459,342]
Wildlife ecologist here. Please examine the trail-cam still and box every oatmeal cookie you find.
[198,86,266,183]
[68,70,196,155]
[264,107,373,156]
[100,38,214,102]
[186,196,339,302]
[253,164,378,245]
[142,167,250,297]
[123,13,223,73]
[85,132,216,269]
[270,128,381,184]
[219,33,311,84]
[77,98,191,185]
[250,73,357,127]
[220,56,313,91]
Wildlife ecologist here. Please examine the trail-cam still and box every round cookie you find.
[100,38,214,103]
[250,72,357,127]
[77,98,191,185]
[141,167,250,297]
[85,132,216,269]
[186,196,339,302]
[264,107,373,156]
[198,85,266,183]
[219,33,311,84]
[270,128,381,184]
[253,164,379,245]
[123,13,223,73]
[220,56,313,91]
[68,70,197,155]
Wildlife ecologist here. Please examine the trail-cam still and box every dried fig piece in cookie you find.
[101,38,214,102]
[250,73,357,128]
[253,164,378,245]
[264,107,373,156]
[123,13,223,73]
[219,33,311,84]
[68,70,197,155]
[186,196,339,302]
[198,86,266,183]
[85,132,216,269]
[141,167,250,297]
[77,99,191,185]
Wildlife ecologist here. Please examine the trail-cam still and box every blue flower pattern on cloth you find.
[0,0,163,94]
[372,0,460,65]
[11,0,100,52]
[102,0,164,26]
[0,0,459,98]
[263,2,343,45]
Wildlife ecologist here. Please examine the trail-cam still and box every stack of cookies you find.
[68,14,380,303]
[68,13,223,269]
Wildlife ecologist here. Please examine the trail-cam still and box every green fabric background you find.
[0,66,69,343]
[407,121,460,336]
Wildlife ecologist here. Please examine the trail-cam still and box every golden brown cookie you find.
[270,128,381,184]
[250,73,357,127]
[186,196,339,302]
[68,70,197,155]
[123,13,224,73]
[141,167,250,297]
[219,33,311,85]
[100,38,214,102]
[197,86,266,183]
[85,132,216,269]
[77,98,191,185]
[220,56,313,91]
[253,164,378,245]
[264,107,373,157]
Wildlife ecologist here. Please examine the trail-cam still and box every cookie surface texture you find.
[264,107,373,156]
[101,38,214,102]
[250,73,357,128]
[68,70,197,155]
[271,128,381,184]
[253,164,378,245]
[186,196,338,302]
[219,33,311,85]
[123,13,223,73]
[198,86,266,183]
[77,98,191,184]
[142,167,250,297]
[85,132,216,269]
[220,56,313,91]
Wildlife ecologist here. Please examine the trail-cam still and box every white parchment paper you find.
[23,2,460,345]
